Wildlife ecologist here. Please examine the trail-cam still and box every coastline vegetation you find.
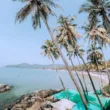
[57,60,110,71]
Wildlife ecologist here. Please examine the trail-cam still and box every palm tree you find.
[41,40,59,66]
[67,45,88,92]
[55,15,88,95]
[69,44,104,109]
[55,15,104,109]
[87,44,104,89]
[54,15,80,47]
[82,23,110,84]
[82,23,110,44]
[87,45,103,71]
[79,0,110,32]
[41,40,68,97]
[67,45,88,102]
[15,1,88,109]
[90,27,110,79]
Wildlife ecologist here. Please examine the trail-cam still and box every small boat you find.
[53,90,110,110]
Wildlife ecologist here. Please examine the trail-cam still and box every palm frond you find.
[79,3,93,13]
[32,11,41,29]
[41,40,59,60]
[16,3,32,22]
[90,28,110,43]
[42,0,60,8]
[79,0,110,33]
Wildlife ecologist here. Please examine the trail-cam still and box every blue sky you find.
[0,0,110,66]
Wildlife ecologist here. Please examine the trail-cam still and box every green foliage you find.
[79,0,110,32]
[41,40,59,60]
[15,0,57,29]
[55,15,79,49]
[87,44,103,67]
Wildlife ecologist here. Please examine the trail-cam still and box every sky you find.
[0,0,110,67]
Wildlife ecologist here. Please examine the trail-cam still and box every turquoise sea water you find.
[0,67,75,109]
[0,67,106,109]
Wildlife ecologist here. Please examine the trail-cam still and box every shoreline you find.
[75,71,109,88]
[42,68,109,87]
[77,71,109,82]
[4,67,109,84]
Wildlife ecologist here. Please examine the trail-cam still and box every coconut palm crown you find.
[87,44,103,66]
[90,27,110,45]
[54,15,80,48]
[82,23,110,47]
[79,0,110,32]
[15,0,58,29]
[67,44,85,59]
[41,40,59,60]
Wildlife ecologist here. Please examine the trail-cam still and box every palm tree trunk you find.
[69,57,88,102]
[92,42,105,88]
[40,13,88,110]
[77,56,88,94]
[101,48,110,85]
[50,55,68,98]
[95,61,103,90]
[101,48,107,69]
[79,55,105,109]
[92,48,103,89]
[50,55,58,72]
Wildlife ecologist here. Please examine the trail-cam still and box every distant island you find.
[5,61,110,71]
[5,63,65,70]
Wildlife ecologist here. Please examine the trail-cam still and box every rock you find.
[31,96,38,99]
[35,90,50,98]
[31,99,36,103]
[39,101,52,110]
[45,96,59,102]
[5,89,63,110]
[0,84,12,93]
[23,96,29,101]
[14,104,23,108]
[6,86,11,90]
[22,103,28,108]
[35,89,64,98]
[12,107,25,110]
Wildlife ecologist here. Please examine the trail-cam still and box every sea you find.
[0,67,107,109]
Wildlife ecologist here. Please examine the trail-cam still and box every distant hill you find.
[5,63,65,69]
[5,61,110,71]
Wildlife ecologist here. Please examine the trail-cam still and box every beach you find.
[77,71,109,85]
